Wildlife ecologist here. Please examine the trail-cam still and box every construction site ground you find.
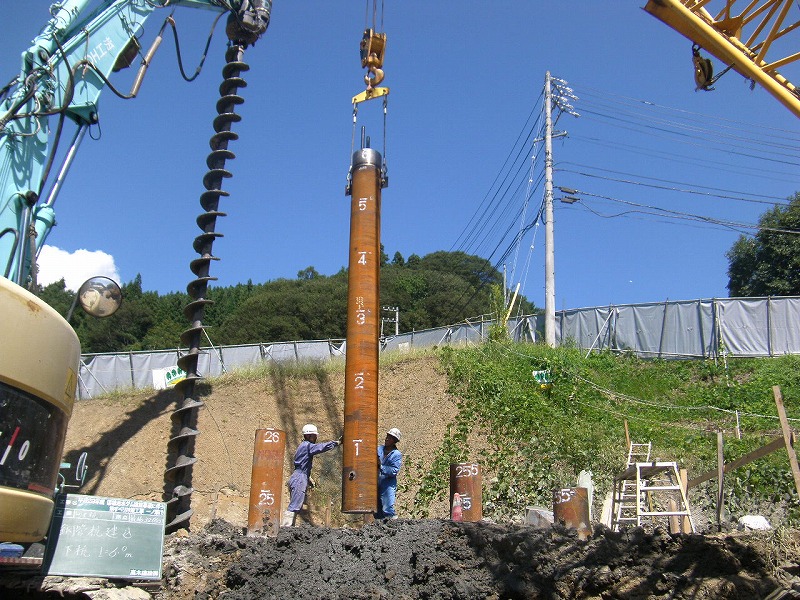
[3,354,800,598]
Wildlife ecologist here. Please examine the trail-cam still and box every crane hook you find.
[353,28,389,105]
[692,44,714,91]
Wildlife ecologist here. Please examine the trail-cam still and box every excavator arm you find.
[643,0,800,118]
[0,0,270,543]
[0,0,267,286]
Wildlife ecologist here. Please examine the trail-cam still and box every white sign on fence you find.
[152,366,186,390]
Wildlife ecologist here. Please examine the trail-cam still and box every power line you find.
[573,84,800,145]
[450,91,544,252]
[565,135,800,185]
[557,164,793,207]
[563,188,800,236]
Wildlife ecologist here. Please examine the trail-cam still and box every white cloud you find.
[37,245,121,292]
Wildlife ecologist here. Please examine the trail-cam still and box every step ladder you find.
[611,443,651,530]
[611,445,694,533]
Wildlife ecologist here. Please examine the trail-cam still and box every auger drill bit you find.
[164,0,271,533]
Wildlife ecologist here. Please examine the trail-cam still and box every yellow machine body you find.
[0,277,80,542]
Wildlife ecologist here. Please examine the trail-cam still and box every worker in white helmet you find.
[374,427,403,520]
[282,423,341,527]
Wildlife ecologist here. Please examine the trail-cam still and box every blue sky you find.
[2,1,798,313]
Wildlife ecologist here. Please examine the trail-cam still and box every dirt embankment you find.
[61,355,456,526]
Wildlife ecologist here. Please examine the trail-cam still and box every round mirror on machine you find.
[77,276,122,318]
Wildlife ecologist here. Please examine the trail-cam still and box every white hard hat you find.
[387,427,402,442]
[302,424,318,435]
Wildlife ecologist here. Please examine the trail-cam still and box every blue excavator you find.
[0,0,270,543]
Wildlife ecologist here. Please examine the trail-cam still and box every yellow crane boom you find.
[643,0,800,118]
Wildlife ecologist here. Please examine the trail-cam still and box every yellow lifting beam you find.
[643,0,800,118]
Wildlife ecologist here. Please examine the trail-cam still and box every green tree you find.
[726,192,800,296]
[297,266,320,280]
[37,278,73,317]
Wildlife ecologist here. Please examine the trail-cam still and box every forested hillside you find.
[36,250,537,354]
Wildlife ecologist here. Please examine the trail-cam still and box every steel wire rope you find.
[457,119,547,258]
[451,98,544,252]
[450,92,544,252]
[567,189,800,236]
[509,142,546,287]
[563,135,800,185]
[559,193,781,236]
[574,94,800,153]
[509,195,547,320]
[515,205,544,319]
[576,109,800,167]
[472,169,546,267]
[452,119,544,256]
[436,175,546,328]
[467,152,545,260]
[573,84,800,144]
[570,89,800,159]
[457,150,536,259]
[557,166,793,207]
[568,201,755,235]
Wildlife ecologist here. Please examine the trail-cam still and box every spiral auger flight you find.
[164,1,270,533]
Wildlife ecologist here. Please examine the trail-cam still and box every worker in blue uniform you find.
[375,427,403,519]
[282,423,341,527]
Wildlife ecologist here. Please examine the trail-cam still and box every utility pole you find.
[544,72,556,347]
[543,72,578,347]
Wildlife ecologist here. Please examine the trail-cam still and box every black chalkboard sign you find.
[42,494,166,580]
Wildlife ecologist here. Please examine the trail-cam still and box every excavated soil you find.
[3,354,800,598]
[158,518,799,600]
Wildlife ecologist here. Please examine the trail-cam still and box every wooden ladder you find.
[611,442,651,530]
[612,456,694,532]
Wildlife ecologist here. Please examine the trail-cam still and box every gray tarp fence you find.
[77,296,800,399]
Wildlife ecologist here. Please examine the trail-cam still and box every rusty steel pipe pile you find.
[341,147,384,513]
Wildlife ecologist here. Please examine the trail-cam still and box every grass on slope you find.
[409,342,800,526]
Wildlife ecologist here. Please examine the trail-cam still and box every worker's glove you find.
[337,436,343,446]
[308,477,316,489]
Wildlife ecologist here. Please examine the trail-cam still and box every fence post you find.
[774,386,800,499]
[716,431,724,532]
[767,297,773,357]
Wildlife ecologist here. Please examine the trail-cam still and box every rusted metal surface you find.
[247,428,286,536]
[342,148,383,513]
[449,463,482,522]
[553,487,592,540]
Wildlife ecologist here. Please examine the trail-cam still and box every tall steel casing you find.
[342,148,382,512]
[0,277,80,541]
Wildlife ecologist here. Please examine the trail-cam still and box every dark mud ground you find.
[4,517,800,598]
[152,518,800,600]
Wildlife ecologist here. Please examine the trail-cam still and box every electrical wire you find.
[557,164,793,206]
[450,93,544,253]
[565,189,800,236]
